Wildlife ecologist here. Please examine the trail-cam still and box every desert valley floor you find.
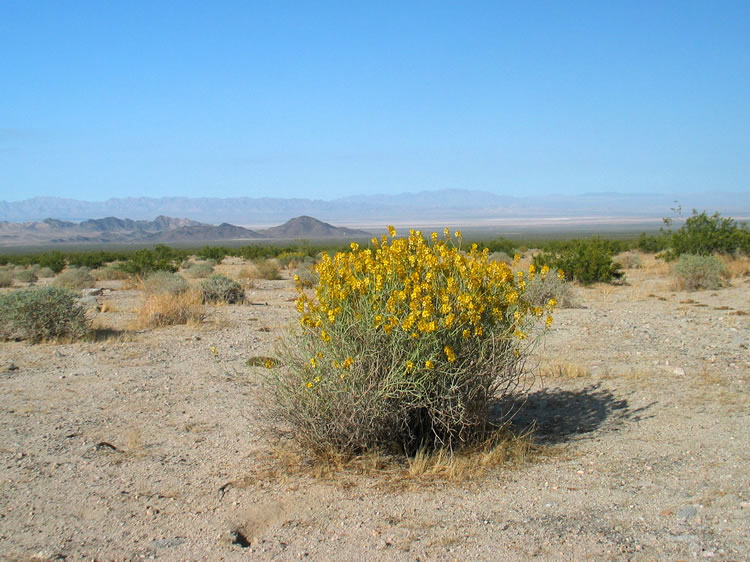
[1,255,749,560]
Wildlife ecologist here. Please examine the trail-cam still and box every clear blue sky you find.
[1,1,748,202]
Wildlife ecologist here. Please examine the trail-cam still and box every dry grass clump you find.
[13,267,38,284]
[52,268,96,290]
[36,266,56,279]
[134,288,205,328]
[140,271,189,296]
[253,259,282,280]
[541,361,588,379]
[616,251,643,269]
[93,264,130,281]
[183,261,215,279]
[719,255,750,279]
[0,270,13,288]
[525,271,576,308]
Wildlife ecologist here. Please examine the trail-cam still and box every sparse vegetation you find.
[141,271,189,296]
[52,268,96,290]
[135,288,205,328]
[254,258,281,280]
[665,211,750,260]
[525,270,576,308]
[0,287,89,342]
[0,270,13,287]
[673,254,728,291]
[36,266,56,278]
[183,261,214,278]
[265,228,556,458]
[118,245,183,276]
[200,274,245,304]
[14,267,38,284]
[533,237,624,285]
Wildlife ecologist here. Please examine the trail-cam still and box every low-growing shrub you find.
[37,251,67,274]
[254,259,281,280]
[293,262,318,289]
[0,271,13,288]
[666,211,750,260]
[0,287,89,342]
[277,251,307,268]
[118,245,180,276]
[14,268,38,284]
[52,268,96,290]
[617,252,643,270]
[533,237,623,285]
[524,269,575,308]
[200,274,245,304]
[265,228,556,457]
[489,251,511,264]
[93,264,130,281]
[141,271,189,296]
[674,254,728,291]
[183,261,214,278]
[135,288,204,328]
[36,267,56,279]
[636,232,670,254]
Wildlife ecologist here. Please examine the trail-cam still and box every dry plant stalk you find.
[134,288,205,328]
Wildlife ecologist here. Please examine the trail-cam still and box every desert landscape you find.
[1,248,748,560]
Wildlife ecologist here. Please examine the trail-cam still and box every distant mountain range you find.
[1,190,748,225]
[0,215,370,246]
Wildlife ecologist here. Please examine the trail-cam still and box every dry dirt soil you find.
[1,256,749,560]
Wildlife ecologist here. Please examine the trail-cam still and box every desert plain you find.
[1,253,749,560]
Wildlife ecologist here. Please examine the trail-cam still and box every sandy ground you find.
[1,257,749,560]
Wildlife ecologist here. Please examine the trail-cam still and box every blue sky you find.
[1,1,748,202]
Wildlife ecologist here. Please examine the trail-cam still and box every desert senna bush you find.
[268,227,557,456]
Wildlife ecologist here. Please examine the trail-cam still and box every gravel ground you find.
[1,260,748,560]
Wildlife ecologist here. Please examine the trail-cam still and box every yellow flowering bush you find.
[266,228,556,455]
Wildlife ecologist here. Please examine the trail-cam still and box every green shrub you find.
[0,271,13,288]
[666,211,750,260]
[636,232,670,254]
[489,251,511,264]
[37,251,66,274]
[293,262,318,289]
[254,259,281,280]
[141,271,189,296]
[14,268,38,284]
[265,228,556,456]
[200,274,245,304]
[673,254,728,291]
[118,244,180,276]
[0,287,89,342]
[183,261,214,278]
[52,268,95,290]
[277,251,307,268]
[533,237,623,285]
[524,269,575,308]
[197,246,230,263]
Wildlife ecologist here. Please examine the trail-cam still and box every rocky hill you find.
[258,216,371,239]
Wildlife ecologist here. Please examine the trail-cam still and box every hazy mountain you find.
[1,190,748,225]
[258,216,371,239]
[0,215,368,246]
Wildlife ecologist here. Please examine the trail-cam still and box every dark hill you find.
[260,216,371,239]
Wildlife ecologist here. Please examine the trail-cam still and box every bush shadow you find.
[492,383,654,445]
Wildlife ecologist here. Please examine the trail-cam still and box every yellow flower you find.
[342,357,354,369]
[545,315,553,328]
[320,329,331,342]
[444,345,456,362]
[405,360,415,373]
[557,269,565,280]
[454,230,462,240]
[309,357,317,368]
[388,225,397,237]
[425,360,435,370]
[263,358,275,369]
[306,381,313,388]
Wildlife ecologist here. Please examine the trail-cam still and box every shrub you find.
[617,252,643,270]
[524,270,575,308]
[254,259,281,280]
[183,261,214,278]
[293,262,318,289]
[52,268,96,290]
[93,264,130,281]
[36,267,56,279]
[666,211,750,260]
[141,271,189,296]
[277,251,307,268]
[197,246,230,263]
[0,287,89,342]
[118,244,180,276]
[533,237,623,285]
[135,289,204,328]
[200,274,245,304]
[14,268,38,284]
[265,228,556,456]
[673,254,728,291]
[636,232,670,254]
[489,251,511,264]
[0,271,13,288]
[37,251,66,274]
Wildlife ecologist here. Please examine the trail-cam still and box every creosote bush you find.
[674,254,728,291]
[265,227,556,457]
[0,287,89,342]
[52,268,95,290]
[200,274,245,304]
[254,259,282,280]
[533,237,623,285]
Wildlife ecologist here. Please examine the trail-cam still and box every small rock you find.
[673,367,686,376]
[7,363,18,372]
